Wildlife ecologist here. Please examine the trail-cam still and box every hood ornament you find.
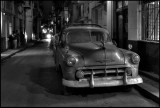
[96,58,114,63]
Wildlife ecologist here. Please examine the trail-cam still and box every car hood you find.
[68,42,125,66]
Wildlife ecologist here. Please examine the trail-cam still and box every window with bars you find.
[142,1,159,41]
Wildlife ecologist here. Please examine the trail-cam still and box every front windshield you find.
[67,29,111,43]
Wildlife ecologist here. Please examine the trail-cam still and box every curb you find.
[139,70,159,82]
[135,83,159,104]
[1,43,35,63]
[1,48,25,63]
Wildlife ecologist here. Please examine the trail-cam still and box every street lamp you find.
[42,28,47,33]
[51,21,54,25]
[66,17,69,23]
[1,12,2,32]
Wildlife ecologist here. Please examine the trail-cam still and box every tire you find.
[122,85,134,92]
[55,65,59,72]
[62,86,72,96]
[57,66,71,95]
[54,53,57,64]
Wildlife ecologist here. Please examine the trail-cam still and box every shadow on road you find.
[26,66,64,95]
[26,66,132,97]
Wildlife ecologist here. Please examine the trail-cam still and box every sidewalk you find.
[135,71,159,104]
[1,42,35,62]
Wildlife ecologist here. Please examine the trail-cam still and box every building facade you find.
[70,1,159,74]
[1,1,42,52]
[126,1,159,74]
[70,1,115,38]
[1,1,15,51]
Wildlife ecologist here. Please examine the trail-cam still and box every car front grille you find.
[78,68,126,79]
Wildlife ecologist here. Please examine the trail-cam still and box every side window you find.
[59,32,66,47]
[91,31,104,42]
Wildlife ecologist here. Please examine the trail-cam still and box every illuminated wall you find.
[1,12,2,32]
[25,1,34,42]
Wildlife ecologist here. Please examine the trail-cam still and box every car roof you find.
[68,24,103,28]
[65,24,109,33]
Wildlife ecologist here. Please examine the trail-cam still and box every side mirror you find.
[55,40,58,46]
[112,40,117,46]
[128,44,132,50]
[60,41,66,48]
[54,36,59,45]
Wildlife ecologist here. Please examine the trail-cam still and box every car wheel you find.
[55,63,62,72]
[57,66,70,95]
[55,65,59,72]
[62,86,72,96]
[52,51,54,57]
[54,53,57,63]
[122,85,134,92]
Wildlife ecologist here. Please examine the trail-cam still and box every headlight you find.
[42,28,47,33]
[76,70,84,79]
[46,33,52,39]
[132,54,140,64]
[66,56,76,66]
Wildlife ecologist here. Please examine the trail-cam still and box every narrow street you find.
[1,39,158,107]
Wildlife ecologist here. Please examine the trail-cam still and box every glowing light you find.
[150,2,155,4]
[46,33,52,39]
[42,29,47,33]
[25,31,28,43]
[49,29,53,32]
[51,21,54,25]
[32,33,35,40]
[41,25,43,28]
[66,17,69,22]
[1,12,2,31]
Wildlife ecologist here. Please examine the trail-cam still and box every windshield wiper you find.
[91,41,105,49]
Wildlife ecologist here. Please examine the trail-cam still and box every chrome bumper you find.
[62,75,143,88]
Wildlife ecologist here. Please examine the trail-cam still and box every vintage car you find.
[54,24,143,93]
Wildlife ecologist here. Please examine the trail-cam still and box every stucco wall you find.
[128,1,139,40]
[106,1,113,35]
[25,7,33,41]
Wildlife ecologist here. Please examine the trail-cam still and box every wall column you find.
[25,9,33,42]
[128,1,140,40]
[106,1,114,38]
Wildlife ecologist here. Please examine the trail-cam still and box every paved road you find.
[1,39,159,107]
